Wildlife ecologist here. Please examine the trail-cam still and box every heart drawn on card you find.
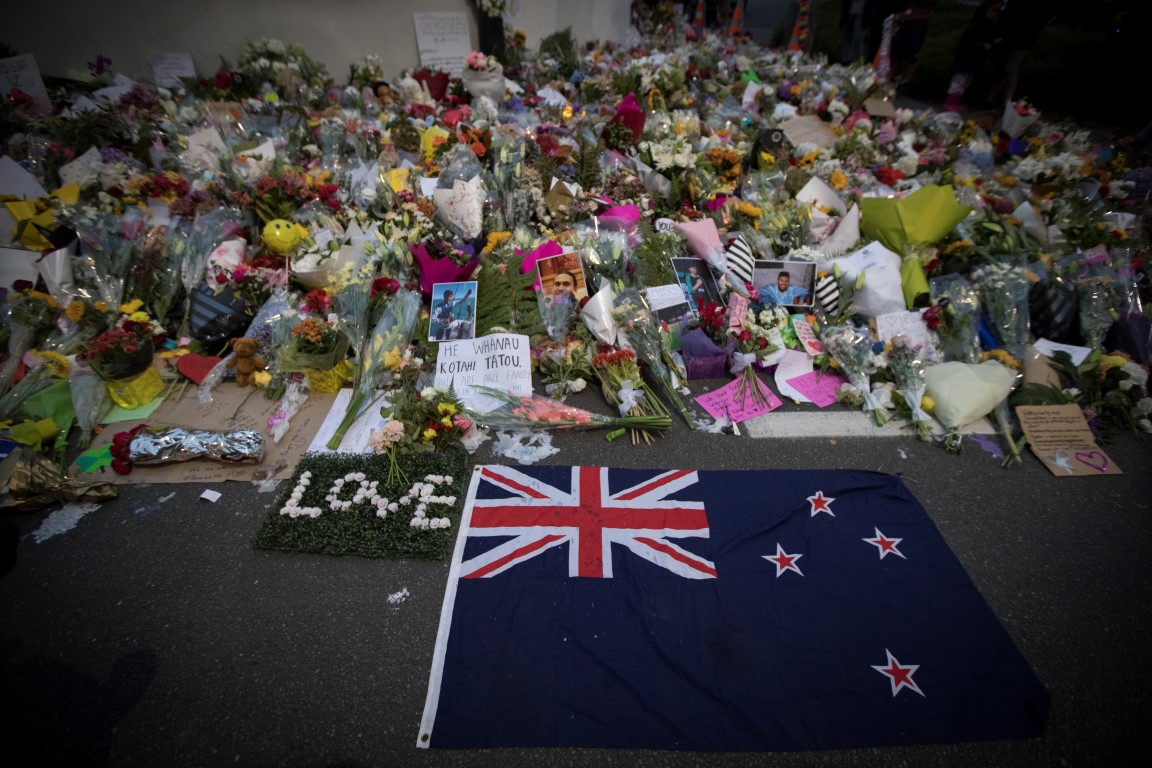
[1074,451,1108,473]
[176,353,222,385]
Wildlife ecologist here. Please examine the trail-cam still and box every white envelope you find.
[433,176,484,240]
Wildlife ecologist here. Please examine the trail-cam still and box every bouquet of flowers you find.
[972,261,1030,356]
[536,336,593,399]
[371,385,470,486]
[612,290,694,425]
[680,300,730,380]
[460,51,505,101]
[82,317,164,409]
[1074,270,1122,351]
[884,335,933,441]
[69,206,147,309]
[1001,99,1040,138]
[410,241,478,298]
[591,349,669,444]
[326,288,421,450]
[279,316,349,373]
[1,289,59,396]
[926,274,981,364]
[729,313,781,408]
[822,324,888,426]
[466,386,671,434]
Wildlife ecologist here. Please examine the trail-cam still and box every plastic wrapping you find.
[822,324,888,426]
[466,386,670,433]
[973,262,1031,354]
[1074,269,1121,352]
[929,274,982,364]
[68,207,148,309]
[885,336,932,441]
[129,426,265,465]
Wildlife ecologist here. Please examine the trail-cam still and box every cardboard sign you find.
[1016,404,1122,476]
[780,115,837,149]
[434,333,532,412]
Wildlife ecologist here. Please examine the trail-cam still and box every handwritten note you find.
[774,349,814,403]
[413,12,472,75]
[875,309,939,352]
[434,333,532,412]
[790,316,824,356]
[1033,337,1091,366]
[0,54,51,113]
[785,370,847,408]
[1016,403,1122,476]
[695,376,781,423]
[727,292,749,329]
[149,52,196,89]
[780,115,838,148]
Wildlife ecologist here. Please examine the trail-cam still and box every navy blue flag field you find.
[417,466,1049,751]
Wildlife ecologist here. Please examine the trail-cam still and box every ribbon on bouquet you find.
[729,351,758,375]
[616,380,647,416]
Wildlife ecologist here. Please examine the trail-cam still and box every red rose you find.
[111,459,133,475]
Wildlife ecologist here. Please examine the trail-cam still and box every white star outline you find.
[807,490,835,517]
[863,527,906,559]
[763,543,804,577]
[872,649,925,697]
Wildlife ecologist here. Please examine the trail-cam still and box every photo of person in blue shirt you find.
[760,270,810,307]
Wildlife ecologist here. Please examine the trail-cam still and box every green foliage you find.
[572,130,604,192]
[612,68,643,99]
[390,116,421,154]
[539,28,579,80]
[253,449,469,559]
[633,221,685,287]
[473,252,546,338]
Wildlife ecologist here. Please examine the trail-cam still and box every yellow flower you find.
[120,299,144,314]
[440,416,453,428]
[34,350,71,378]
[129,311,151,323]
[383,345,405,370]
[980,349,1020,369]
[735,200,761,218]
[65,300,85,322]
[27,290,57,309]
[483,230,511,254]
[799,150,819,170]
[759,151,776,166]
[920,395,935,413]
[828,170,848,191]
[252,370,273,388]
[422,427,438,442]
[437,402,457,416]
[94,301,108,313]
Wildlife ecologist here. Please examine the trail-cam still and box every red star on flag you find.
[872,649,925,697]
[763,544,803,577]
[807,490,835,516]
[863,528,906,559]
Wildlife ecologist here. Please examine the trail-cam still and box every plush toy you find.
[226,337,266,387]
[262,218,308,255]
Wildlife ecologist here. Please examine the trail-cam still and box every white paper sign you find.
[774,349,814,403]
[150,52,196,89]
[413,12,472,75]
[790,316,824,356]
[57,147,105,188]
[0,54,51,113]
[308,389,392,454]
[875,309,939,350]
[1033,337,1092,366]
[434,333,532,412]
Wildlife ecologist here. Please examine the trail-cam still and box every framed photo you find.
[670,256,723,313]
[752,260,815,309]
[536,251,588,309]
[429,281,477,342]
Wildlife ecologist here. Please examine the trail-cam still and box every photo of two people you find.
[429,281,477,342]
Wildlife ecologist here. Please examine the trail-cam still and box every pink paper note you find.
[785,371,847,408]
[694,376,782,422]
[728,293,749,329]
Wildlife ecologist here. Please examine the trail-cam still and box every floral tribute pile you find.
[2,10,1150,516]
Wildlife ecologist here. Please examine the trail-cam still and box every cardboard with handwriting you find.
[1016,404,1122,476]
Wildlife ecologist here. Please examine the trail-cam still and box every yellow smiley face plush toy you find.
[261,219,309,255]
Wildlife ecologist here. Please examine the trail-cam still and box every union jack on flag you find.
[461,466,717,580]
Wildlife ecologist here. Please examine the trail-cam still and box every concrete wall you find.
[2,0,633,85]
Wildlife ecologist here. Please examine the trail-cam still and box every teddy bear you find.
[226,337,266,387]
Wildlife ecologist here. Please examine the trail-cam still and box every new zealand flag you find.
[418,466,1049,751]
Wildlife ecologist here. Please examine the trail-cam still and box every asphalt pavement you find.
[2,390,1150,767]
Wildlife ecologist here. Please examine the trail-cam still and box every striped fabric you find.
[725,234,756,286]
[814,273,841,315]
